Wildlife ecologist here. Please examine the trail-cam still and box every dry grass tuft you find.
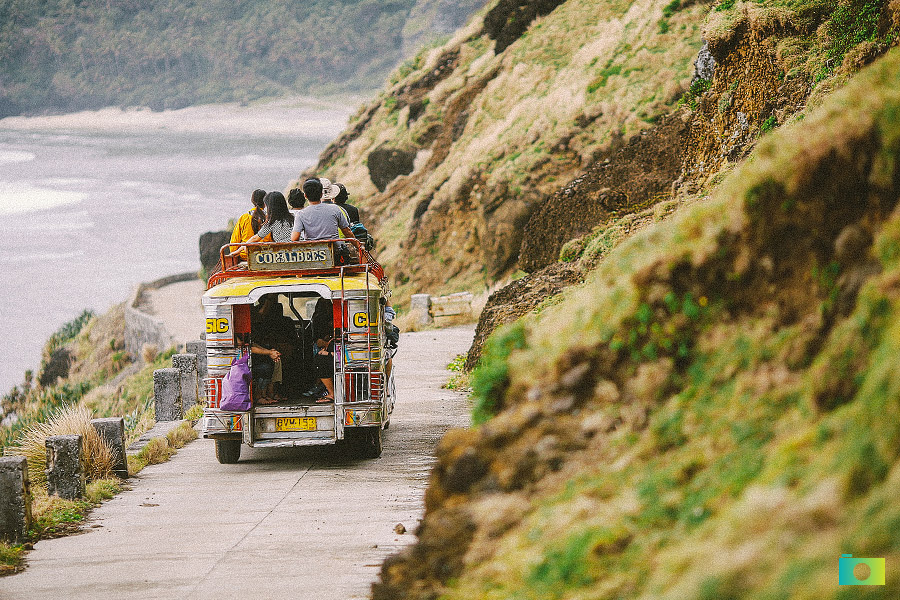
[141,343,159,364]
[140,437,173,465]
[6,405,116,488]
[166,421,198,449]
[127,421,197,475]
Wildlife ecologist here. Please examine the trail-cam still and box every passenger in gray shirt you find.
[291,178,353,241]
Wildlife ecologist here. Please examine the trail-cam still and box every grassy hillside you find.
[0,306,167,451]
[302,0,898,309]
[303,0,710,302]
[0,0,486,116]
[375,44,900,600]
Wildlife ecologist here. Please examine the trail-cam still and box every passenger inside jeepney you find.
[311,298,336,403]
[248,293,335,405]
[250,295,293,404]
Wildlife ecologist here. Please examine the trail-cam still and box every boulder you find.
[199,230,231,275]
[482,0,566,53]
[367,147,416,192]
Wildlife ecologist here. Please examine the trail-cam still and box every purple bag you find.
[220,354,251,411]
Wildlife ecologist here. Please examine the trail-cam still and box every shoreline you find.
[0,95,358,138]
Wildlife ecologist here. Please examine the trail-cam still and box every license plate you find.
[275,417,317,432]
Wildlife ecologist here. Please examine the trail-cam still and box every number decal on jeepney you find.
[353,312,377,327]
[206,318,230,334]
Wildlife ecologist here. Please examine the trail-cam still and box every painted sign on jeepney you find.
[249,243,334,271]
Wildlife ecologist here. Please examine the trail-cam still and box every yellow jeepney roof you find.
[205,273,383,299]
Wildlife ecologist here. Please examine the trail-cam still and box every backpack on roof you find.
[351,222,375,252]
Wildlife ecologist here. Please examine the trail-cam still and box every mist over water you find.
[0,101,350,393]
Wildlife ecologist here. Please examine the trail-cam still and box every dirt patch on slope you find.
[519,111,692,272]
[684,31,812,178]
[464,263,584,370]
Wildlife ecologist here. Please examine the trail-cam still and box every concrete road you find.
[1,326,474,600]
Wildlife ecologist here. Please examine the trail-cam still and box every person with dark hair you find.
[228,191,295,255]
[334,183,360,224]
[311,298,336,402]
[291,178,353,242]
[287,187,305,214]
[249,295,295,404]
[334,182,374,251]
[230,189,270,258]
[250,189,267,234]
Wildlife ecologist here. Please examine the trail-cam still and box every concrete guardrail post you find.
[154,368,182,422]
[0,456,31,543]
[410,294,433,326]
[46,435,84,500]
[185,340,208,380]
[172,353,199,411]
[91,417,128,480]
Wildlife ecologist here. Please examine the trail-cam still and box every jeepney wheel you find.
[357,426,383,459]
[215,439,241,464]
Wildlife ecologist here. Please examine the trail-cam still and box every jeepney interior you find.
[236,292,332,404]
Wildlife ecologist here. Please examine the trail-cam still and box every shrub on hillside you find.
[6,405,117,487]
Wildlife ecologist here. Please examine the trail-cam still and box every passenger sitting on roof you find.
[287,187,305,217]
[334,183,360,224]
[290,178,353,242]
[320,178,350,239]
[229,189,270,259]
[335,182,374,252]
[228,191,295,256]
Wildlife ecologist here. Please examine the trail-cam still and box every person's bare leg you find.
[317,377,334,402]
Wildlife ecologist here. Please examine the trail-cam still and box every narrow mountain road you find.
[0,326,474,600]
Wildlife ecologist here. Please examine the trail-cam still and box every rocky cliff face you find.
[300,0,899,313]
[374,42,900,600]
[298,0,712,302]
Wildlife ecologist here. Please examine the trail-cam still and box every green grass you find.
[443,354,471,391]
[470,322,527,425]
[28,479,122,540]
[587,64,623,94]
[44,310,94,357]
[826,0,890,66]
[438,47,900,600]
[127,421,198,476]
[0,543,25,574]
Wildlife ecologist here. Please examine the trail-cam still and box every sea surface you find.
[0,100,351,393]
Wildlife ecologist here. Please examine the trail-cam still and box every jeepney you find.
[200,238,395,463]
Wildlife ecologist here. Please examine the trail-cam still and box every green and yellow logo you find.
[839,554,885,586]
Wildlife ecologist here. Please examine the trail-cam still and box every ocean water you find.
[0,101,350,393]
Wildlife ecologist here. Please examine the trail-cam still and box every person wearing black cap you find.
[334,183,360,224]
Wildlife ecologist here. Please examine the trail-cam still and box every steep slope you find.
[0,0,486,116]
[302,0,898,313]
[374,46,900,600]
[300,0,711,302]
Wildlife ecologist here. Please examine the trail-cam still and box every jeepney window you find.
[285,293,326,320]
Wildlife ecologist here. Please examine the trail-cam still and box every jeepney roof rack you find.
[206,239,386,290]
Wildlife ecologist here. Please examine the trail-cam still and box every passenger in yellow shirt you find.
[230,189,270,259]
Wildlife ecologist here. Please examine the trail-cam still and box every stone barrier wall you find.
[0,457,31,543]
[124,271,197,360]
[46,435,84,500]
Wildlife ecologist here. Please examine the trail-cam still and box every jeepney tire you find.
[359,426,383,459]
[215,439,241,464]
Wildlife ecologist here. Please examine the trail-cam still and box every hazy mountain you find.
[0,0,487,117]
